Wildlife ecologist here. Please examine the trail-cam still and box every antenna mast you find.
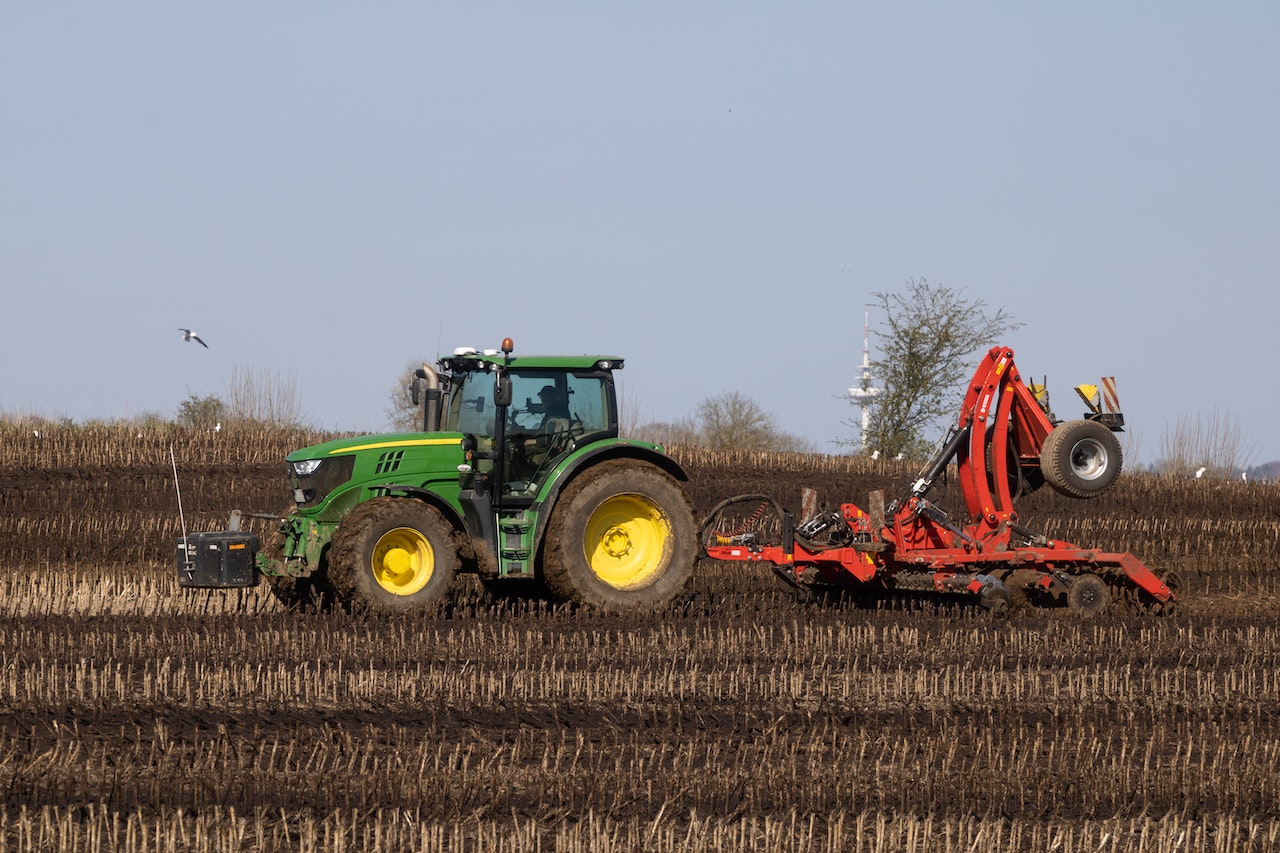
[847,305,881,452]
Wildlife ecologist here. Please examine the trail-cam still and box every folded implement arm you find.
[702,346,1179,616]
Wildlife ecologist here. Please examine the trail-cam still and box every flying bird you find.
[179,328,209,348]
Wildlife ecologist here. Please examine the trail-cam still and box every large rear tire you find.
[328,498,458,615]
[1040,419,1122,499]
[543,460,696,611]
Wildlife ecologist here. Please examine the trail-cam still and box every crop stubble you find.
[0,426,1278,851]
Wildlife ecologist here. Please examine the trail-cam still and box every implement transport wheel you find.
[328,497,458,615]
[1067,573,1111,617]
[543,459,696,611]
[1040,419,1123,499]
[262,512,336,612]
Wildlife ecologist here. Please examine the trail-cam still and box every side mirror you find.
[408,367,430,406]
[493,372,512,407]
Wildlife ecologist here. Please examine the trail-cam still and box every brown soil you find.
[1,446,1278,849]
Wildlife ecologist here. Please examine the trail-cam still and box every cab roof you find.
[439,349,624,373]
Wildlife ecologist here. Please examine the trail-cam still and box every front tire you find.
[1040,419,1122,499]
[543,460,696,611]
[328,498,459,615]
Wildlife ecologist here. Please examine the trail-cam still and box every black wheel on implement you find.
[542,459,696,611]
[328,497,459,615]
[262,511,337,612]
[1067,573,1111,617]
[1040,419,1123,499]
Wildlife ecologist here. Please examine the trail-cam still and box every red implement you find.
[702,346,1178,615]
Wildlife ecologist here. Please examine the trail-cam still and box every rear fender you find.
[526,443,690,557]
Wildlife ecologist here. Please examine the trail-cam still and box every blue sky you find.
[3,3,1277,466]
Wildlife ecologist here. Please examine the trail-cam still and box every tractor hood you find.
[286,432,464,463]
[285,431,469,517]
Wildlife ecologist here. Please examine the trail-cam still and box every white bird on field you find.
[1194,466,1207,479]
[179,328,209,348]
[1242,471,1249,483]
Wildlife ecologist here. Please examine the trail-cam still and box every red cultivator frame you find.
[702,346,1180,616]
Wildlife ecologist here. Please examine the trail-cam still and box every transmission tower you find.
[847,305,881,452]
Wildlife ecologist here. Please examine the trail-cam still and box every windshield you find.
[447,366,616,496]
[446,369,613,438]
[447,373,495,435]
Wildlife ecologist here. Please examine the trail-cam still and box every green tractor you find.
[177,338,698,614]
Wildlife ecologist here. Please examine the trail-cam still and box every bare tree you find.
[854,278,1021,459]
[697,392,773,449]
[176,393,225,430]
[1154,409,1258,478]
[629,416,701,447]
[620,381,703,447]
[386,361,425,432]
[692,392,815,452]
[223,365,308,428]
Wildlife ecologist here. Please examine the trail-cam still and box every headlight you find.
[293,459,323,477]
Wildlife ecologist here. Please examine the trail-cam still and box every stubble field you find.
[1,425,1278,851]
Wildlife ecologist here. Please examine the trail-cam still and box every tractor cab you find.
[442,351,621,498]
[437,338,641,582]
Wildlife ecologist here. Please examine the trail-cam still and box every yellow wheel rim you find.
[370,526,434,595]
[583,494,671,590]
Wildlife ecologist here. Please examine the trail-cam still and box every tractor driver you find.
[509,386,572,484]
[511,386,570,448]
[536,385,570,428]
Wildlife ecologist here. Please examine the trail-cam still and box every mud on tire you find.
[327,497,459,615]
[542,459,696,611]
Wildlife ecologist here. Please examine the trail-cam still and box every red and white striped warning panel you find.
[1101,377,1119,413]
